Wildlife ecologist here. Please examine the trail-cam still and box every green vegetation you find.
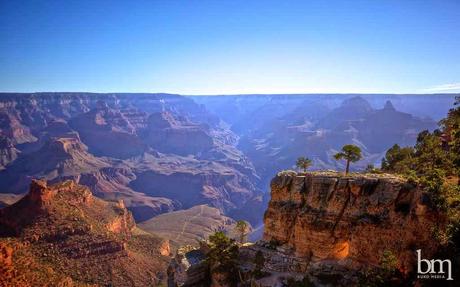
[365,164,382,174]
[334,144,362,174]
[381,144,415,174]
[380,250,398,274]
[440,96,460,181]
[296,156,312,172]
[380,97,459,210]
[235,220,249,244]
[205,231,240,285]
[379,96,460,283]
[358,250,404,287]
[382,96,459,179]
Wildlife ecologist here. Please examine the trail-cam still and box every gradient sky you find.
[1,0,459,94]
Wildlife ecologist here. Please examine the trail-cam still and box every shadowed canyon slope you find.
[0,93,261,224]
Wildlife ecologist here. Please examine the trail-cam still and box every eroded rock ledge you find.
[263,171,441,274]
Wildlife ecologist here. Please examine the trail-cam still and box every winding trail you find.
[174,205,205,242]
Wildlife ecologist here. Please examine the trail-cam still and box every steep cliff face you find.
[263,172,441,274]
[69,104,148,159]
[143,111,214,155]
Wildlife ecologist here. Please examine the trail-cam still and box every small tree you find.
[359,250,400,286]
[365,164,375,173]
[381,144,415,174]
[206,231,240,285]
[380,250,398,274]
[296,157,312,172]
[334,144,362,174]
[235,220,249,244]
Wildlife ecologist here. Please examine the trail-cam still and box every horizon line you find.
[0,91,459,96]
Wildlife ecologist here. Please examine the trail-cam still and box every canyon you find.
[0,93,262,226]
[0,93,452,228]
[0,92,457,286]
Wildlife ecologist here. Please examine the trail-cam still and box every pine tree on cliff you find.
[334,144,362,174]
[205,231,240,285]
[296,156,312,173]
[235,220,249,244]
[440,95,460,184]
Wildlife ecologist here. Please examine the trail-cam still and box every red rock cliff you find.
[263,172,442,273]
[0,179,171,286]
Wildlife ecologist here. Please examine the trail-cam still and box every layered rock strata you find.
[263,172,441,274]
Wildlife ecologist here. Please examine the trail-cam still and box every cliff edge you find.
[263,171,441,275]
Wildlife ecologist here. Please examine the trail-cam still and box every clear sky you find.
[1,0,459,94]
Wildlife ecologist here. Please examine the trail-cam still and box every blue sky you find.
[0,0,459,94]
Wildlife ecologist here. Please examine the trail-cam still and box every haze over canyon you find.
[0,93,455,225]
[0,92,458,286]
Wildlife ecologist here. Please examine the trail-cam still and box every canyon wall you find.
[263,171,442,274]
[0,93,263,224]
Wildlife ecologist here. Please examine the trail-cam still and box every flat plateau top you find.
[277,170,405,181]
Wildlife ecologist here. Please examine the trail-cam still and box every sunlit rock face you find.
[263,172,441,273]
[0,180,170,286]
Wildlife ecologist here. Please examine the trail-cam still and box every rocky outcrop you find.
[142,111,214,156]
[0,179,170,286]
[78,167,179,221]
[0,136,19,169]
[0,136,109,195]
[130,168,255,214]
[167,246,209,287]
[69,104,147,159]
[106,200,136,234]
[0,242,13,266]
[0,241,31,287]
[0,111,36,145]
[263,172,441,276]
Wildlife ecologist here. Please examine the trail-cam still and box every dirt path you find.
[174,205,205,242]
